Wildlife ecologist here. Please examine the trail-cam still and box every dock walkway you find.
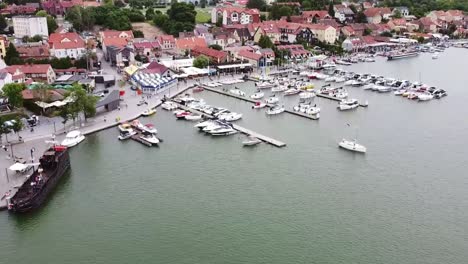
[201,86,319,120]
[172,102,286,148]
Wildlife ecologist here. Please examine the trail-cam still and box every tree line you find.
[152,2,197,36]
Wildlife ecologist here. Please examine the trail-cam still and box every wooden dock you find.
[171,101,286,148]
[201,86,319,120]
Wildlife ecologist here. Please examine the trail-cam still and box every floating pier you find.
[201,86,319,120]
[172,102,286,148]
[130,134,153,147]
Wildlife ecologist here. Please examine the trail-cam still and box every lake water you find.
[1,48,468,264]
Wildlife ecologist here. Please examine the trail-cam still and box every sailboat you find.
[338,124,366,153]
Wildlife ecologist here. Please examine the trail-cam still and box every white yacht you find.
[338,139,366,153]
[140,133,160,145]
[418,93,434,101]
[305,106,320,115]
[118,130,136,140]
[252,101,267,109]
[299,91,316,99]
[255,81,274,89]
[283,88,301,96]
[218,112,243,122]
[118,123,133,133]
[61,130,85,147]
[242,136,262,146]
[265,96,279,104]
[271,85,288,93]
[185,114,203,121]
[229,88,246,96]
[161,101,178,111]
[194,120,216,129]
[266,105,285,115]
[209,126,237,136]
[338,99,359,111]
[250,92,265,99]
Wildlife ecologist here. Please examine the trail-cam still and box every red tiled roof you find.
[16,44,50,58]
[103,38,129,48]
[238,50,262,60]
[175,37,207,50]
[159,34,175,42]
[192,46,227,59]
[6,64,52,75]
[142,62,168,75]
[49,32,85,50]
[133,41,160,49]
[101,30,134,39]
[302,11,330,19]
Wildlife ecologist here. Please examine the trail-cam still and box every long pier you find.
[172,102,286,148]
[201,86,319,120]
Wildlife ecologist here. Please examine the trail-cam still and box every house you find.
[12,16,48,38]
[387,18,408,32]
[133,41,160,57]
[236,50,264,68]
[276,44,310,59]
[106,46,134,67]
[334,5,355,23]
[99,30,134,43]
[16,43,51,60]
[363,8,392,24]
[392,6,409,17]
[427,10,448,22]
[191,47,228,64]
[302,11,331,23]
[0,72,13,91]
[0,3,39,15]
[175,37,207,52]
[365,23,391,35]
[231,27,252,42]
[307,24,337,44]
[211,6,260,26]
[48,32,86,59]
[140,61,172,77]
[0,36,7,59]
[418,17,438,33]
[42,0,83,16]
[5,64,56,83]
[446,10,464,21]
[158,35,176,51]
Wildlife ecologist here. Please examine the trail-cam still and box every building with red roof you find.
[0,3,38,15]
[42,0,83,15]
[16,43,51,60]
[158,35,176,51]
[364,8,392,24]
[175,37,207,52]
[301,11,332,23]
[276,44,311,59]
[48,32,86,59]
[191,47,228,64]
[211,6,260,26]
[5,64,56,83]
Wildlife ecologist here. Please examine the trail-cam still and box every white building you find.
[12,16,48,38]
[48,32,86,59]
[0,72,13,91]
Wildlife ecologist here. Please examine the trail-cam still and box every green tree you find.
[193,55,209,68]
[258,35,273,49]
[133,30,144,38]
[393,10,402,19]
[328,2,335,17]
[363,28,372,36]
[64,85,99,123]
[4,43,21,65]
[36,10,47,17]
[200,0,206,8]
[10,118,23,140]
[246,0,266,10]
[2,83,25,108]
[153,13,169,27]
[209,44,222,50]
[46,15,58,34]
[355,11,367,23]
[417,36,425,43]
[0,14,7,31]
[146,7,155,20]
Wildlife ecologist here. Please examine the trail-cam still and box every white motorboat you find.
[118,123,133,133]
[256,81,274,89]
[325,76,336,82]
[293,103,311,113]
[209,126,237,136]
[250,92,265,99]
[218,112,243,122]
[299,91,316,99]
[331,91,348,99]
[335,77,346,83]
[61,130,85,147]
[161,101,178,111]
[185,114,203,121]
[194,120,215,129]
[252,101,267,109]
[377,86,392,93]
[364,57,375,62]
[271,85,288,92]
[242,136,261,146]
[338,139,366,153]
[283,88,301,96]
[202,122,225,132]
[141,124,158,134]
[266,105,285,115]
[140,133,160,145]
[344,80,354,86]
[315,73,329,80]
[265,96,279,104]
[229,88,246,96]
[118,130,136,140]
[394,89,406,96]
[338,99,359,111]
[305,106,320,115]
[418,93,434,101]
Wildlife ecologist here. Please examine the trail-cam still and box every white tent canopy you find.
[9,163,29,171]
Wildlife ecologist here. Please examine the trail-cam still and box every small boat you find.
[218,112,243,122]
[140,133,160,145]
[192,86,204,92]
[176,111,191,119]
[335,77,346,83]
[162,101,178,111]
[338,99,359,111]
[229,88,246,97]
[209,126,237,136]
[418,93,433,101]
[194,120,216,129]
[265,96,279,104]
[305,106,320,115]
[185,114,203,121]
[408,93,419,100]
[141,108,156,116]
[364,57,375,62]
[377,86,392,93]
[242,136,261,146]
[118,123,133,133]
[142,124,157,134]
[325,76,336,82]
[271,85,288,92]
[338,139,366,153]
[61,130,85,147]
[266,105,285,115]
[394,89,406,96]
[299,91,316,99]
[118,130,136,140]
[252,101,267,109]
[250,92,265,99]
[255,81,274,89]
[283,88,301,96]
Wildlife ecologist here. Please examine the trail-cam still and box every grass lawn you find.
[195,8,211,23]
